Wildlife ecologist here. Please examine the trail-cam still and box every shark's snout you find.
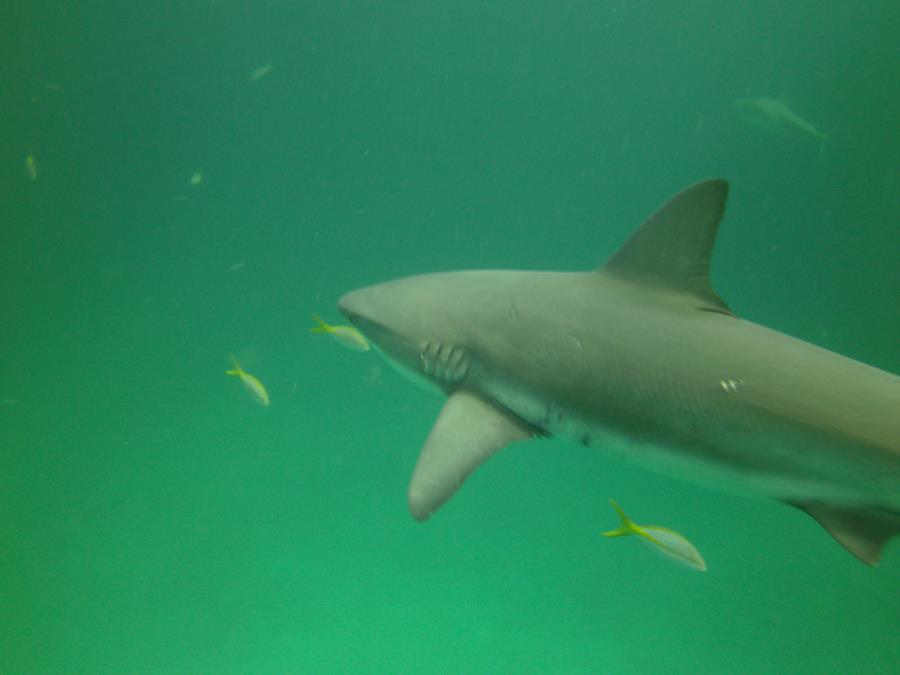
[337,285,397,353]
[337,288,366,324]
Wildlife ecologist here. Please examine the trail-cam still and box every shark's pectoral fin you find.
[408,390,536,521]
[789,501,900,566]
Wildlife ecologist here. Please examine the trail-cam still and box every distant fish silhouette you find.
[249,63,272,82]
[25,154,38,181]
[734,97,827,142]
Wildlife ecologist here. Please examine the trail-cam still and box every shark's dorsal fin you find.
[408,390,535,521]
[600,179,733,315]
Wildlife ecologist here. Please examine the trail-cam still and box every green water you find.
[3,3,898,673]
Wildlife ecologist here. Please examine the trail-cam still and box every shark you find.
[734,97,828,141]
[338,180,900,565]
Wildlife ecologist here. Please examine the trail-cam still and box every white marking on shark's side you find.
[338,180,900,565]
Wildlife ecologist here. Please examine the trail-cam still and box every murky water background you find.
[3,3,898,672]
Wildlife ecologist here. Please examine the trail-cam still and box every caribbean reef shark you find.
[338,180,900,565]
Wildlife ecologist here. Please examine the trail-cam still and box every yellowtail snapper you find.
[310,314,370,352]
[225,355,270,406]
[602,499,707,571]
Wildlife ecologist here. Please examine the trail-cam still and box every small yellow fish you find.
[25,154,38,181]
[310,314,370,351]
[225,355,270,406]
[602,499,707,571]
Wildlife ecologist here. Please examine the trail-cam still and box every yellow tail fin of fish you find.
[225,353,243,376]
[310,314,330,334]
[602,499,639,537]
